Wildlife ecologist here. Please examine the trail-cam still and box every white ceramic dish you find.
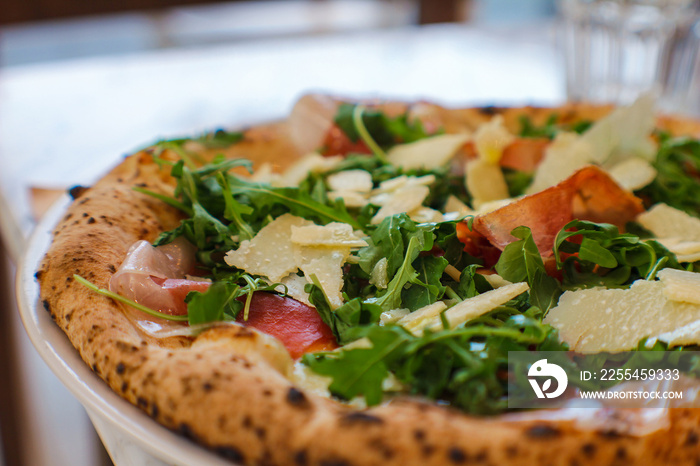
[16,196,233,466]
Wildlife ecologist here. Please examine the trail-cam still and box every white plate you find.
[16,196,232,466]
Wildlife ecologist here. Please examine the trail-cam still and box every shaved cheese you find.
[656,320,700,347]
[474,198,516,215]
[474,115,514,164]
[249,162,279,184]
[658,268,700,305]
[225,214,312,282]
[397,301,448,336]
[387,133,470,170]
[582,92,656,164]
[379,308,410,325]
[373,174,435,195]
[544,279,700,352]
[371,184,429,224]
[466,158,509,208]
[275,153,342,187]
[482,273,512,289]
[607,157,657,191]
[655,238,700,263]
[277,274,313,307]
[526,132,594,194]
[443,195,473,215]
[327,190,368,208]
[528,94,656,194]
[422,282,530,332]
[326,169,373,193]
[369,257,388,289]
[408,206,443,223]
[291,223,367,248]
[294,246,349,309]
[637,203,700,242]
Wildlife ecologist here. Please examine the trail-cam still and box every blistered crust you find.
[38,105,700,465]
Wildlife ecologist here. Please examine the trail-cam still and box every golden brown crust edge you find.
[38,105,700,466]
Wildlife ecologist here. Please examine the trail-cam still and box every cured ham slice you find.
[237,292,337,359]
[468,165,644,256]
[111,237,336,357]
[109,237,202,315]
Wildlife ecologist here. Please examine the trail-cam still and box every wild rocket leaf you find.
[186,281,242,325]
[495,226,561,312]
[553,219,683,288]
[334,103,430,147]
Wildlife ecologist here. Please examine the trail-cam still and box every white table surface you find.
[0,21,563,465]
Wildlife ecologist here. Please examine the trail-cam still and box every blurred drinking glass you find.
[558,0,700,113]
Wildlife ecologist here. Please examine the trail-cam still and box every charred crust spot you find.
[242,416,252,428]
[474,450,488,462]
[320,460,350,466]
[150,404,159,419]
[340,412,383,426]
[91,363,99,373]
[478,106,503,116]
[69,185,88,200]
[286,387,310,409]
[581,443,596,458]
[216,446,244,463]
[448,447,467,464]
[107,264,116,273]
[687,431,699,446]
[42,300,51,314]
[65,311,73,321]
[262,389,273,397]
[615,447,627,459]
[421,445,436,457]
[115,341,139,353]
[294,450,308,466]
[137,397,148,409]
[121,382,128,393]
[413,429,426,441]
[505,446,518,458]
[35,270,43,280]
[203,382,213,392]
[178,423,196,440]
[116,363,125,375]
[255,427,266,439]
[526,424,561,439]
[598,430,622,440]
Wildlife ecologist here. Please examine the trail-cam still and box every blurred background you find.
[0,0,555,67]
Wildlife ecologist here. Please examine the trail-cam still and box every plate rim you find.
[15,194,232,466]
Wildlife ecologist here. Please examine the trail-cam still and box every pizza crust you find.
[37,101,700,465]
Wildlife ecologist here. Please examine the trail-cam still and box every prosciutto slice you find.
[109,237,206,315]
[470,165,644,256]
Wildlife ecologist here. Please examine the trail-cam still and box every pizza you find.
[37,93,700,465]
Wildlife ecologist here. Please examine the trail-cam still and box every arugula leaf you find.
[553,219,682,288]
[225,175,361,230]
[518,114,593,140]
[454,264,493,300]
[401,255,448,311]
[638,136,700,217]
[334,103,430,148]
[495,226,561,312]
[303,326,411,405]
[305,317,561,411]
[186,281,241,325]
